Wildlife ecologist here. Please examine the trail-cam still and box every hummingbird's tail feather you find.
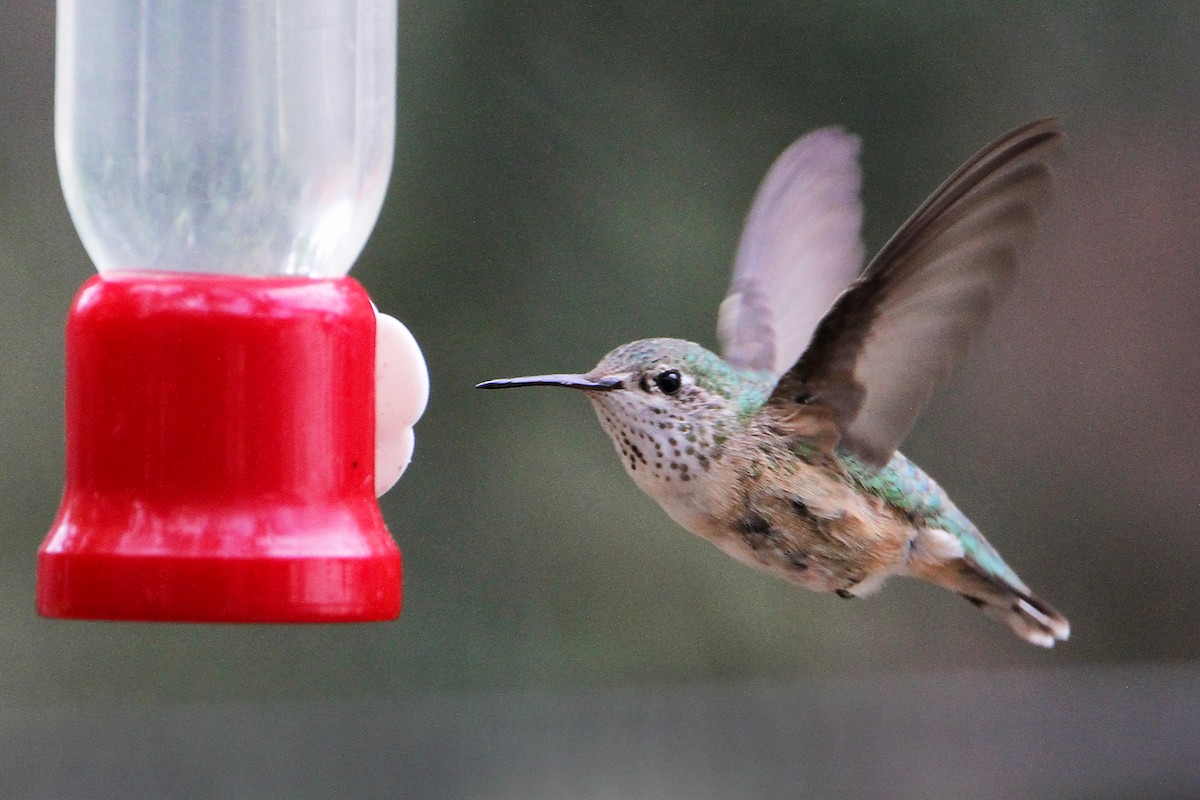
[910,545,1070,647]
[970,583,1070,648]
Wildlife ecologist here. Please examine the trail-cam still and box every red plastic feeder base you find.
[37,274,401,622]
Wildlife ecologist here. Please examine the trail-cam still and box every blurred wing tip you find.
[789,125,862,158]
[1012,116,1065,138]
[808,124,860,142]
[1008,117,1068,156]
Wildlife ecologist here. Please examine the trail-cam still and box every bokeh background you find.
[2,2,1198,798]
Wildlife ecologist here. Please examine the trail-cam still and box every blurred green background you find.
[2,2,1198,797]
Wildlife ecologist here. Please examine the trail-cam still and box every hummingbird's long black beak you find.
[476,373,623,391]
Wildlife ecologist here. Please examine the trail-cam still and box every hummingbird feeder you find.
[37,0,426,622]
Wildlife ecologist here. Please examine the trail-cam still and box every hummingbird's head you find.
[479,338,770,487]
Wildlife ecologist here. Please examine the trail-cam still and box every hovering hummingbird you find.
[479,118,1069,647]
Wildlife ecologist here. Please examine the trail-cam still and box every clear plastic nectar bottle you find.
[56,0,396,277]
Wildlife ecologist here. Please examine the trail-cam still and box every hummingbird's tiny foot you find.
[959,593,986,608]
[836,588,855,599]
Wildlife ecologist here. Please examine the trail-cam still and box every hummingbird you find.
[479,118,1069,647]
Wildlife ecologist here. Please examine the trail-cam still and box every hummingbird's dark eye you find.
[654,369,682,395]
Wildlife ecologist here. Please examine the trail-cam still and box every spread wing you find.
[768,118,1065,467]
[718,128,866,376]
